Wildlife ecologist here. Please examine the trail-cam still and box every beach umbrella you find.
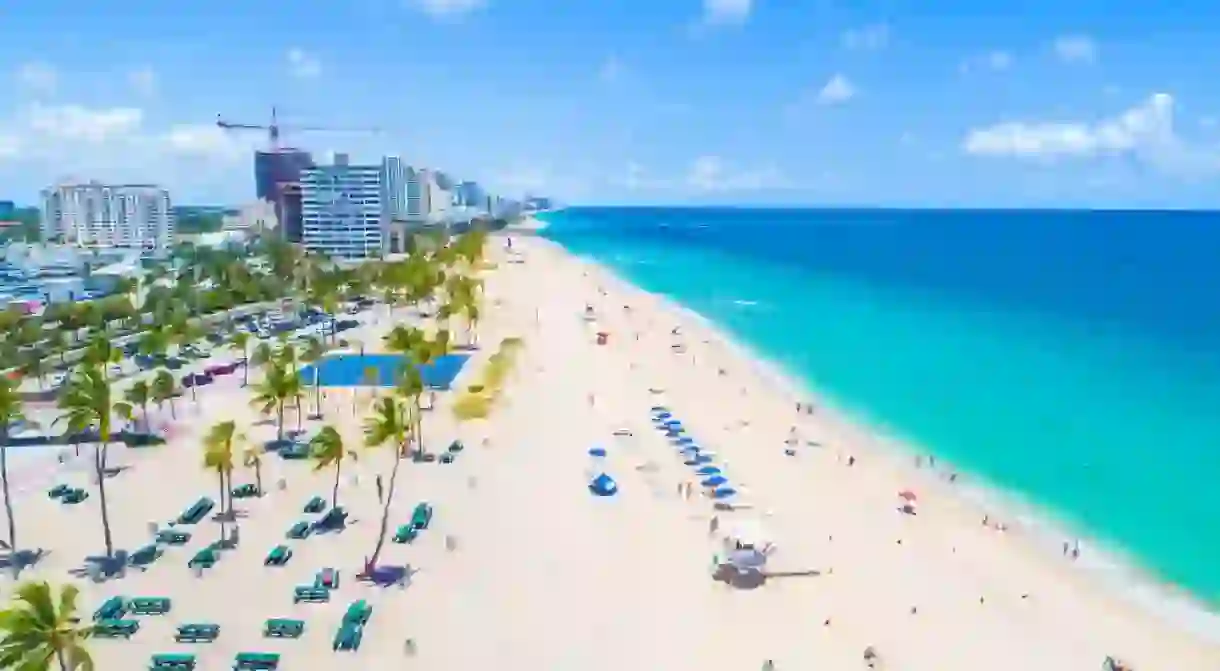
[678,447,700,456]
[672,436,694,445]
[663,419,682,428]
[650,406,668,414]
[588,473,618,497]
[588,447,607,458]
[695,466,721,475]
[701,475,728,487]
[898,490,917,501]
[683,454,713,466]
[712,486,737,499]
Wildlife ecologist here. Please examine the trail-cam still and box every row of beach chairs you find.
[151,651,280,670]
[392,502,433,543]
[47,484,88,505]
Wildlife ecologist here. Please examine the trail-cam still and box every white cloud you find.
[599,56,623,83]
[962,93,1220,176]
[128,67,157,97]
[1053,34,1098,64]
[287,48,322,79]
[686,155,784,191]
[411,0,486,19]
[702,0,752,25]
[161,124,249,159]
[24,104,143,143]
[817,74,855,105]
[16,62,57,94]
[986,51,1013,70]
[841,24,889,51]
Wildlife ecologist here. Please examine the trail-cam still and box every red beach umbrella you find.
[898,490,917,501]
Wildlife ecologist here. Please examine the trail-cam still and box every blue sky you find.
[2,0,1220,207]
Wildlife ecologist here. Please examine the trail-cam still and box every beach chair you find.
[286,521,311,540]
[187,548,217,569]
[313,506,347,532]
[174,623,220,643]
[342,599,372,626]
[47,484,71,499]
[331,622,363,652]
[303,496,326,513]
[93,618,139,639]
[292,585,330,604]
[447,440,465,453]
[93,596,127,621]
[392,524,417,544]
[231,483,259,499]
[315,568,339,590]
[128,597,171,615]
[150,653,196,670]
[233,652,280,670]
[155,530,191,545]
[61,489,88,504]
[129,544,162,567]
[410,502,433,530]
[177,497,215,525]
[439,453,455,464]
[263,618,305,639]
[264,545,292,567]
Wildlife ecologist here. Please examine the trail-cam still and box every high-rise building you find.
[255,149,313,243]
[455,181,486,210]
[40,182,174,251]
[300,153,384,260]
[381,156,409,220]
[277,183,304,242]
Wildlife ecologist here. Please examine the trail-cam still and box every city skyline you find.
[3,1,1220,207]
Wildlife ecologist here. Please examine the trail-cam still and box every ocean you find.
[538,207,1220,624]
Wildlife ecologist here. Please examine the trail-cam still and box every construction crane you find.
[215,106,379,149]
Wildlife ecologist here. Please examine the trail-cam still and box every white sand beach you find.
[3,232,1218,670]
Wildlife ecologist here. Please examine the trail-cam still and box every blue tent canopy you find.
[650,406,668,413]
[712,486,737,499]
[588,447,607,458]
[702,475,728,487]
[589,473,618,497]
[696,466,721,475]
[673,436,694,445]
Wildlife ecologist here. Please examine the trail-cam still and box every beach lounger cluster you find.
[264,618,305,638]
[333,600,372,652]
[90,595,171,640]
[650,407,738,502]
[48,484,88,505]
[233,652,280,670]
[155,529,191,545]
[286,496,347,540]
[150,653,196,670]
[393,502,433,543]
[174,623,219,643]
[231,483,260,499]
[439,440,464,464]
[264,544,292,566]
[129,543,163,567]
[176,497,215,525]
[292,584,330,603]
[93,618,139,639]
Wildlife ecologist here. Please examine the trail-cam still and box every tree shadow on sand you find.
[0,548,49,576]
[68,552,142,582]
[356,563,419,589]
[713,566,822,590]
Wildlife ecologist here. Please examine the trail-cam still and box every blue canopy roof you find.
[588,447,607,457]
[589,473,618,497]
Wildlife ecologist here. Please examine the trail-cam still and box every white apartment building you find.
[222,200,278,234]
[300,153,384,260]
[40,181,174,251]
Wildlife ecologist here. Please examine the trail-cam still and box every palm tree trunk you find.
[55,649,69,671]
[331,459,342,508]
[368,445,404,568]
[0,434,17,575]
[254,462,263,496]
[94,443,115,557]
[241,347,249,386]
[276,402,285,440]
[169,398,177,419]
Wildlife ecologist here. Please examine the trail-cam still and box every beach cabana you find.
[588,473,618,497]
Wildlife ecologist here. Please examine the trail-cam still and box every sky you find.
[3,0,1220,208]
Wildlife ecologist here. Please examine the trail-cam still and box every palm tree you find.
[309,426,356,509]
[250,342,274,369]
[123,381,151,433]
[363,396,411,570]
[151,370,178,419]
[19,348,47,390]
[383,326,449,457]
[202,421,238,521]
[249,362,300,441]
[299,337,327,420]
[0,581,94,671]
[229,331,251,386]
[0,377,25,570]
[56,365,131,559]
[242,446,264,498]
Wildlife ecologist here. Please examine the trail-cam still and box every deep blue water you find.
[539,207,1220,608]
[300,354,469,389]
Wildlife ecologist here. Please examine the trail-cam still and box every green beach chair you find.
[263,618,305,639]
[392,524,417,544]
[264,545,292,566]
[314,567,339,590]
[93,595,127,621]
[410,502,433,530]
[231,483,259,499]
[47,484,71,499]
[177,497,215,525]
[447,440,465,453]
[332,622,363,651]
[155,529,191,545]
[286,520,311,539]
[174,623,219,643]
[188,548,217,569]
[233,652,280,670]
[439,452,455,464]
[291,585,330,604]
[61,489,87,504]
[128,597,171,615]
[150,653,196,670]
[129,544,162,567]
[342,599,372,626]
[93,618,139,639]
[303,496,326,514]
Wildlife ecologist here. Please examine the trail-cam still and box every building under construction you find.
[254,149,313,242]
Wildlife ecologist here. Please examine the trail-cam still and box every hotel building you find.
[39,181,174,252]
[300,153,384,260]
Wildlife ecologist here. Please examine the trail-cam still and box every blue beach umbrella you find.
[695,466,721,475]
[702,475,728,487]
[650,406,668,414]
[589,473,618,497]
[678,446,700,456]
[588,447,607,458]
[663,419,682,428]
[672,436,694,445]
[712,486,737,499]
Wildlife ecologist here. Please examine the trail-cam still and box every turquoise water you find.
[539,207,1220,611]
[299,354,470,389]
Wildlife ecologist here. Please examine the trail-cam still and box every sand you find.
[1,233,1216,670]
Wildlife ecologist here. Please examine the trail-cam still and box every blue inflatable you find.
[589,473,618,497]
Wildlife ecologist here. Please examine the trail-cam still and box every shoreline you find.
[528,233,1220,645]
